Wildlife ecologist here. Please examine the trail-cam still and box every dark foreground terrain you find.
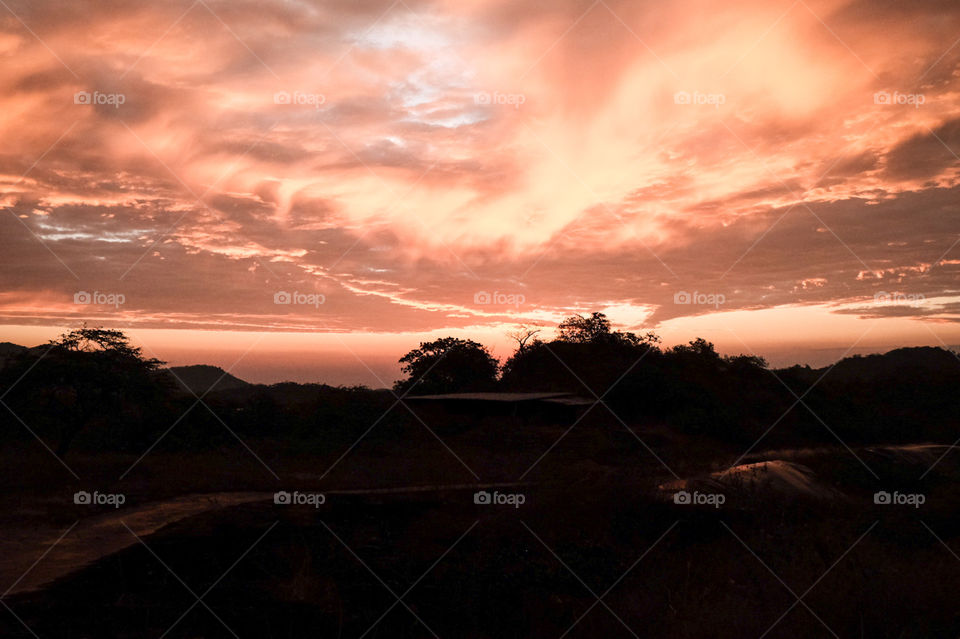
[2,326,960,636]
[2,440,960,639]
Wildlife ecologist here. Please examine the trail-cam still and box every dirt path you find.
[1,482,529,596]
[1,491,271,596]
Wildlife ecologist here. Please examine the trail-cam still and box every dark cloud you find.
[884,118,960,180]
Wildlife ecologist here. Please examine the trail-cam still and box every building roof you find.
[541,396,595,406]
[406,391,578,402]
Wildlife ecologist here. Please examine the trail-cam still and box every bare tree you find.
[506,325,543,353]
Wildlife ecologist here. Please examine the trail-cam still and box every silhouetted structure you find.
[406,391,593,423]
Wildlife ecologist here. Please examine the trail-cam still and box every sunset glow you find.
[2,0,959,383]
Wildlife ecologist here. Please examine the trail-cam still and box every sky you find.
[1,0,959,386]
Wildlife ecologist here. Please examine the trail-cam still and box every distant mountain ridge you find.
[166,365,252,395]
[2,341,958,388]
[779,346,960,383]
[828,346,959,380]
[0,342,28,358]
[0,342,46,364]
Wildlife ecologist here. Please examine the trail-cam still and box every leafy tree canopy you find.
[50,325,163,369]
[394,337,499,395]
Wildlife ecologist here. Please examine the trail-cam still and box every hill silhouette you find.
[0,342,45,366]
[166,364,252,395]
[780,346,960,383]
[0,342,27,357]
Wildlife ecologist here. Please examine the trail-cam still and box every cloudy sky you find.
[1,0,959,384]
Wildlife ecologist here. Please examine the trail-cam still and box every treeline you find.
[0,317,958,456]
[393,312,960,446]
[0,327,395,456]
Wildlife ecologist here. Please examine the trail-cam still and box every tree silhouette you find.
[52,326,163,364]
[502,313,660,394]
[5,326,169,455]
[557,312,612,343]
[394,337,499,395]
